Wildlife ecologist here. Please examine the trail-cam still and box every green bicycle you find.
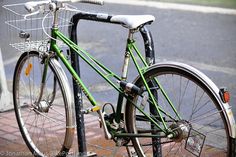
[6,0,235,156]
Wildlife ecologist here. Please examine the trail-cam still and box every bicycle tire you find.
[125,61,233,157]
[13,51,75,157]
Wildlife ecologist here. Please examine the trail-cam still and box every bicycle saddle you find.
[110,15,155,29]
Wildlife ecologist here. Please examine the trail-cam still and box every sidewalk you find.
[106,0,236,15]
[0,110,29,155]
[0,109,129,157]
[0,108,228,157]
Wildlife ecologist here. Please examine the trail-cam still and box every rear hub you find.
[169,121,191,142]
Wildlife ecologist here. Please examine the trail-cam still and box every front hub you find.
[37,100,50,113]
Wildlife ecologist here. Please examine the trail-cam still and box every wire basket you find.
[3,3,75,53]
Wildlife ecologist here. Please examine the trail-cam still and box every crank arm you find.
[98,110,112,139]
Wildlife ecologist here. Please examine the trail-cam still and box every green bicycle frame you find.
[47,27,181,136]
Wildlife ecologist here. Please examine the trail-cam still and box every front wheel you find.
[13,51,75,157]
[125,62,233,157]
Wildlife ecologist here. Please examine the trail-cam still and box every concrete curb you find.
[106,0,236,15]
[0,48,13,112]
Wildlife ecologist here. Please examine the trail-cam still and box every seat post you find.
[128,29,135,40]
[121,29,135,80]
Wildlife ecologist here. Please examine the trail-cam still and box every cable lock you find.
[118,81,143,95]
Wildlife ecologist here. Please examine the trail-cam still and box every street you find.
[71,1,236,114]
[0,0,236,156]
[1,0,235,113]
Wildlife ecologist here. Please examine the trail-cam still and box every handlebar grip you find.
[24,2,37,12]
[24,0,103,13]
[71,0,104,5]
[24,1,50,13]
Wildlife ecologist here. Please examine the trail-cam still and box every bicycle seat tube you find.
[115,30,136,123]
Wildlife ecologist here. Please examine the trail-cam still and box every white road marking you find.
[167,58,236,76]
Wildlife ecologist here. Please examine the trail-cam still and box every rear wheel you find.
[13,51,75,157]
[125,63,230,157]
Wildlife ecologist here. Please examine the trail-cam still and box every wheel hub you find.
[169,121,190,142]
[37,100,50,113]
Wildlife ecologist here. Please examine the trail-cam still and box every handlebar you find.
[60,0,104,5]
[24,0,104,13]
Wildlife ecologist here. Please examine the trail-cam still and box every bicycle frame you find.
[44,26,180,138]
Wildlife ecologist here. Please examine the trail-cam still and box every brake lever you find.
[62,3,86,13]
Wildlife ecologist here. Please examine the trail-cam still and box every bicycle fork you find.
[35,53,56,110]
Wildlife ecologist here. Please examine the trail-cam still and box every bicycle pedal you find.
[82,106,100,114]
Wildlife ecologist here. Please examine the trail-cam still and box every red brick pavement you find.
[0,109,128,157]
[0,108,227,157]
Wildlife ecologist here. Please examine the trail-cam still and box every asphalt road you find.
[0,0,236,116]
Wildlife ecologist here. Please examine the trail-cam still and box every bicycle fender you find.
[50,58,76,148]
[135,61,236,138]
